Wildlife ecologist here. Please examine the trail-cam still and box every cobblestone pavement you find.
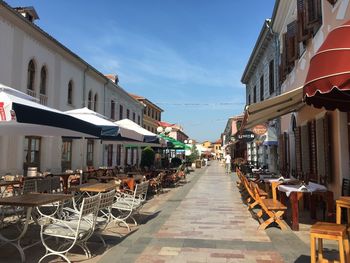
[0,161,315,262]
[99,161,311,263]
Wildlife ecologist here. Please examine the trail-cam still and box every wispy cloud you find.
[79,23,243,94]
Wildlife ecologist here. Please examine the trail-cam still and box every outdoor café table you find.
[336,196,350,224]
[0,180,21,197]
[51,172,76,193]
[0,193,72,262]
[72,182,116,193]
[97,175,120,183]
[277,182,329,231]
[70,182,116,210]
[261,178,296,200]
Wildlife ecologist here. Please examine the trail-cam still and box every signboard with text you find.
[252,124,267,136]
[234,130,255,142]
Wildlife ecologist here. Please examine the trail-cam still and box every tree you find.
[140,146,155,168]
[186,144,199,164]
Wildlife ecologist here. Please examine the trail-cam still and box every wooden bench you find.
[241,174,268,210]
[252,182,288,230]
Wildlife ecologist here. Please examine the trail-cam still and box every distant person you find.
[224,153,231,174]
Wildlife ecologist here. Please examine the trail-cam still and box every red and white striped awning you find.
[304,20,350,111]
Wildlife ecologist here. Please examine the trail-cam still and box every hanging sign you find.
[0,102,6,121]
[234,130,255,142]
[252,124,267,136]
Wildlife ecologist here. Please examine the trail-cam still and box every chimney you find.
[14,6,39,23]
[105,74,119,85]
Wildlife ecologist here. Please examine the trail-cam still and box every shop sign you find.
[0,102,6,121]
[252,124,267,136]
[235,130,255,142]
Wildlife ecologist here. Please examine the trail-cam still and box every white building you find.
[0,3,144,174]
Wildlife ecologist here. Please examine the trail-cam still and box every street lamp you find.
[157,126,173,161]
[157,126,172,135]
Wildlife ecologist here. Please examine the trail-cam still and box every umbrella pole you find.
[80,137,85,185]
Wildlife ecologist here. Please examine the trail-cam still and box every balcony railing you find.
[26,89,36,98]
[39,93,48,105]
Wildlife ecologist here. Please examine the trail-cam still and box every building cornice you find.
[272,0,292,33]
[0,0,139,105]
[241,23,273,84]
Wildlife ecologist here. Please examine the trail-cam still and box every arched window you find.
[27,59,35,92]
[94,93,98,111]
[67,80,73,105]
[291,114,297,132]
[87,90,92,109]
[110,100,115,119]
[39,66,47,95]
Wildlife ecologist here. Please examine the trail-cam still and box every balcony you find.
[26,89,36,98]
[39,93,48,105]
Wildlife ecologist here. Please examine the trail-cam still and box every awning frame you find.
[242,86,305,130]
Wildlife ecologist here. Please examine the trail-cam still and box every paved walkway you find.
[98,161,310,263]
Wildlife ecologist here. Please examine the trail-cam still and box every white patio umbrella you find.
[65,108,144,141]
[0,84,100,137]
[114,119,159,143]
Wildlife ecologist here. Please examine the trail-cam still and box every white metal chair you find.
[37,178,51,193]
[22,179,37,194]
[39,194,101,263]
[94,189,115,246]
[111,181,149,231]
[50,176,63,193]
[36,178,65,218]
[62,189,116,246]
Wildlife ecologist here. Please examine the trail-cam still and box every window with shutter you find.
[301,124,310,176]
[308,120,317,182]
[253,86,257,103]
[324,113,332,183]
[278,132,289,176]
[286,21,298,63]
[269,60,274,95]
[295,126,303,177]
[260,75,264,101]
[279,34,288,84]
[278,134,285,172]
[297,0,311,42]
[306,0,322,34]
[316,117,325,184]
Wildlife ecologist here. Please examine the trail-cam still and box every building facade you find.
[130,94,163,134]
[243,0,350,199]
[0,3,144,174]
[241,20,279,173]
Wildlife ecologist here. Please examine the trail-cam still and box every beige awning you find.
[243,86,304,129]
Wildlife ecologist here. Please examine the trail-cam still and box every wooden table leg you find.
[337,203,341,224]
[326,191,334,221]
[290,192,300,231]
[62,176,69,194]
[310,194,317,220]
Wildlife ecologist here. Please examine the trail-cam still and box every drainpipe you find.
[103,79,108,116]
[265,19,280,96]
[266,19,282,172]
[82,66,89,107]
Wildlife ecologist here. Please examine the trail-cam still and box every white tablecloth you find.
[262,178,296,184]
[278,182,327,197]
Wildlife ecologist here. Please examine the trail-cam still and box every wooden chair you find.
[242,175,267,209]
[342,178,350,196]
[252,183,288,230]
[310,222,350,263]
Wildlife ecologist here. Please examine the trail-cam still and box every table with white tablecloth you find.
[277,181,331,231]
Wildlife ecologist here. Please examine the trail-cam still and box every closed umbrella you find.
[0,84,100,137]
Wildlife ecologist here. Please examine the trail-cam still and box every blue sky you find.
[8,0,275,142]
